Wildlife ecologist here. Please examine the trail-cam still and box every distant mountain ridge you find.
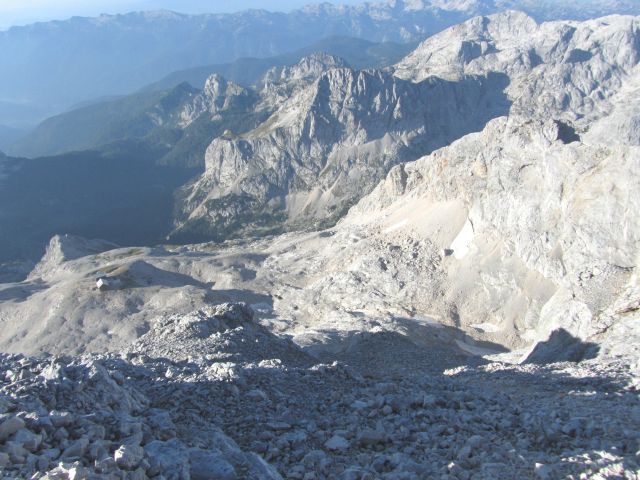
[142,36,416,93]
[9,37,414,159]
[1,0,638,126]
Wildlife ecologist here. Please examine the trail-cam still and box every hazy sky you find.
[0,0,367,29]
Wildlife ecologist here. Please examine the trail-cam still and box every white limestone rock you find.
[395,11,640,132]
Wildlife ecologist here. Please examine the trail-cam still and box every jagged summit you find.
[167,12,640,242]
[28,235,119,282]
[4,0,639,129]
[263,53,350,85]
[395,11,640,127]
[179,74,255,127]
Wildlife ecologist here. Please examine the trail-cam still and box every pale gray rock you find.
[263,53,350,86]
[2,14,639,364]
[395,11,640,133]
[2,2,640,132]
[336,116,640,356]
[1,11,640,480]
[173,64,507,240]
[171,11,640,247]
[180,74,256,127]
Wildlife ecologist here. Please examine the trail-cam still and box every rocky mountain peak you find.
[2,7,640,480]
[28,235,118,281]
[263,53,350,85]
[172,54,512,241]
[168,11,640,246]
[180,74,255,127]
[394,10,537,78]
[203,74,247,100]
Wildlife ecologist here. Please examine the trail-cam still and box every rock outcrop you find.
[339,116,640,349]
[28,235,119,282]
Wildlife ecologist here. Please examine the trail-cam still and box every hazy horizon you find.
[0,0,368,30]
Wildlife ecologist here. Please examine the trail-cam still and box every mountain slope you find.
[0,124,27,152]
[333,117,639,349]
[5,12,639,261]
[0,54,359,267]
[2,118,638,366]
[10,84,199,158]
[10,52,354,159]
[1,0,638,126]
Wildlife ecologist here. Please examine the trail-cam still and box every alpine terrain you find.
[0,2,639,480]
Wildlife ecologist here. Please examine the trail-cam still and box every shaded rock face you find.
[522,329,600,365]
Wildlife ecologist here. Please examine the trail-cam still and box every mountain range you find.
[8,37,415,159]
[1,8,638,376]
[1,3,640,479]
[2,9,639,266]
[1,0,639,128]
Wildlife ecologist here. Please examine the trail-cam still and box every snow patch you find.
[470,322,501,333]
[412,315,444,328]
[449,218,474,259]
[383,219,410,233]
